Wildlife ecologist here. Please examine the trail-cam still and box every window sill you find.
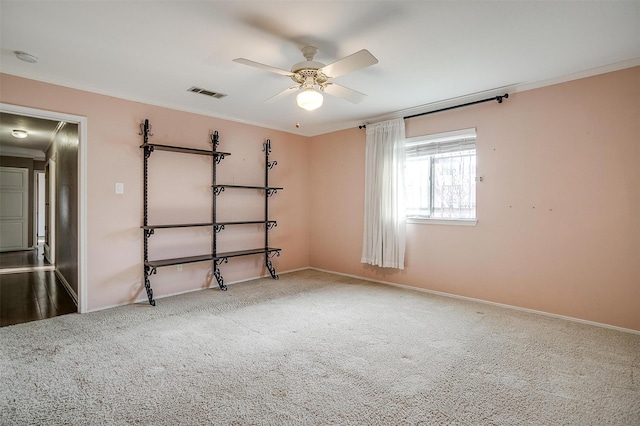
[406,218,478,227]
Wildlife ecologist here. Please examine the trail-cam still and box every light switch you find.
[115,182,124,194]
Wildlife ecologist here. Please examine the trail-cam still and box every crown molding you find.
[3,58,639,137]
[359,58,640,128]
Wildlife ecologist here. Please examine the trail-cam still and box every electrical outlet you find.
[177,264,183,272]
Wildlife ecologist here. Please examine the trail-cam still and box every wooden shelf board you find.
[146,248,281,268]
[141,143,230,157]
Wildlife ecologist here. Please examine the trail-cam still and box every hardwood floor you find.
[0,246,50,269]
[0,246,76,327]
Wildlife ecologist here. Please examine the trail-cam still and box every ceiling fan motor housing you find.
[290,46,329,88]
[291,68,329,88]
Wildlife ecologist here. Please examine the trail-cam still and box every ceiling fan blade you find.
[233,58,293,76]
[319,49,378,78]
[265,86,300,103]
[323,83,367,104]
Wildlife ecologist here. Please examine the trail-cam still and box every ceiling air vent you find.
[187,86,227,99]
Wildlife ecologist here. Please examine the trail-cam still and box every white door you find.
[0,166,29,251]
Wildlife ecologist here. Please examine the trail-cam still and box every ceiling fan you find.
[233,46,378,111]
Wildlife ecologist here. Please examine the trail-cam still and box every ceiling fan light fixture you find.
[296,88,323,111]
[12,129,28,139]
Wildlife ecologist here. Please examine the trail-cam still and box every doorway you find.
[0,103,87,316]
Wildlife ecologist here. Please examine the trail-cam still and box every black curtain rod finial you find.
[359,125,367,129]
[496,93,509,103]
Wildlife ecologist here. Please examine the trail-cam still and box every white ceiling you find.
[0,112,61,159]
[1,1,639,137]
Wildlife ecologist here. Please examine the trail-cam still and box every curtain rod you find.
[358,93,509,129]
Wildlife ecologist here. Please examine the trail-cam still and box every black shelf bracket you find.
[143,276,155,306]
[143,145,154,159]
[143,265,157,306]
[266,258,279,280]
[215,257,229,266]
[213,266,227,291]
[268,250,281,259]
[211,131,228,164]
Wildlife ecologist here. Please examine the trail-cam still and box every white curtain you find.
[361,118,406,269]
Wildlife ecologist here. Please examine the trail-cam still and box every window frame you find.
[405,128,478,226]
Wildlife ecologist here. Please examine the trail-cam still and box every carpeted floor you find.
[1,269,638,425]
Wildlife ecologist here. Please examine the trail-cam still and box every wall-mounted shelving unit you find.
[140,119,282,306]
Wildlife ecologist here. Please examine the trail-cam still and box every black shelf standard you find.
[211,136,282,289]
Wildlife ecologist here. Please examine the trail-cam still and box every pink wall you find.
[2,67,638,331]
[0,73,310,311]
[309,67,640,331]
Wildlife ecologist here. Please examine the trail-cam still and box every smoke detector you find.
[14,51,38,63]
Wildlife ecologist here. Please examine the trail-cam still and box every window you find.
[405,128,477,222]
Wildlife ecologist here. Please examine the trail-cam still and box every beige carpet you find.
[1,269,638,425]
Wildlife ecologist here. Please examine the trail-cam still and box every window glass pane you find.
[432,150,476,219]
[404,129,476,221]
[405,156,431,218]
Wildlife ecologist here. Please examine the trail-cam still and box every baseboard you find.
[86,266,311,313]
[82,265,638,335]
[54,269,78,307]
[307,267,640,336]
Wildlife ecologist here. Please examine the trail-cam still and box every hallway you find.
[0,247,76,327]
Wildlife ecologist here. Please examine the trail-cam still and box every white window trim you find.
[407,217,478,226]
[405,128,477,147]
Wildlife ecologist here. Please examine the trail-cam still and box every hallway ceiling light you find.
[296,88,323,111]
[12,129,28,139]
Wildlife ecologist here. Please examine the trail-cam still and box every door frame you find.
[34,170,46,247]
[43,158,55,264]
[1,103,88,314]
